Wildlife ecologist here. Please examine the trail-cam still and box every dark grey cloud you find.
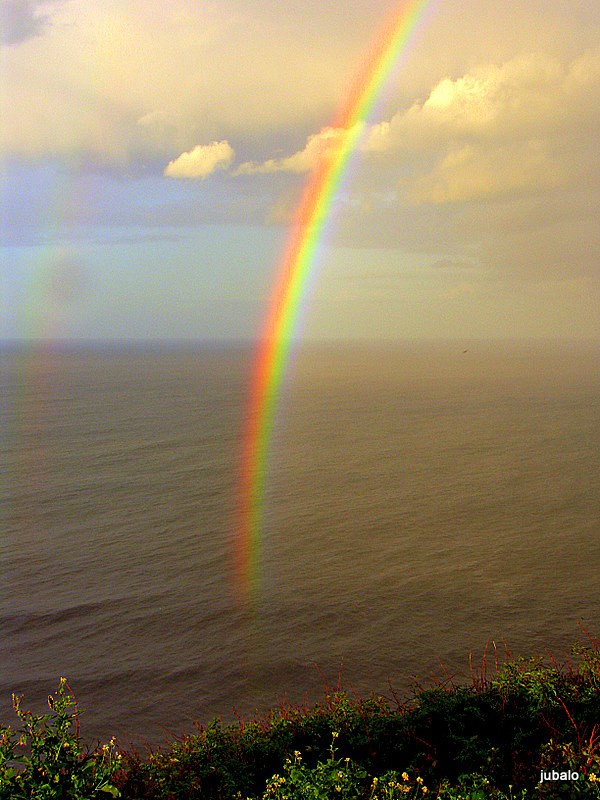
[0,0,55,46]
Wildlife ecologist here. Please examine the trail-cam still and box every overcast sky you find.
[1,0,599,342]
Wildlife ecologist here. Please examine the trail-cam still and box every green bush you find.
[0,678,121,799]
[3,639,600,799]
[251,732,367,800]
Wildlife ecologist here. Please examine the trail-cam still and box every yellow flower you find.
[416,776,424,784]
[402,772,409,781]
[422,787,428,795]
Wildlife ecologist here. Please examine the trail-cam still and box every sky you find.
[1,0,599,343]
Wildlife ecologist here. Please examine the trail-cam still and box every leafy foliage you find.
[255,732,367,800]
[0,678,122,799]
[3,639,600,798]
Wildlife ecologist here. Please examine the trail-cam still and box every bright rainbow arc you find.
[236,0,432,604]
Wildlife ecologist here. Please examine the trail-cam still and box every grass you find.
[1,630,600,799]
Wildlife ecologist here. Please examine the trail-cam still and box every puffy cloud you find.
[2,0,598,173]
[235,126,359,175]
[164,141,235,179]
[359,50,600,203]
[362,52,571,153]
[233,49,599,206]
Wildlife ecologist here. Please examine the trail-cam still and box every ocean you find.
[0,340,598,748]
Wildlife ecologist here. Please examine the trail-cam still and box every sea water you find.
[0,340,598,747]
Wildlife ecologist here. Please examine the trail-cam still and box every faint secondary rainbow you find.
[236,0,433,603]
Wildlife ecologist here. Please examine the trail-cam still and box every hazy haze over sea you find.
[1,340,598,747]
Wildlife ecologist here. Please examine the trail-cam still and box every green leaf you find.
[2,767,17,779]
[97,783,121,797]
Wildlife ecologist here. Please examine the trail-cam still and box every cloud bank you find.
[4,0,597,170]
[363,50,600,203]
[235,50,599,206]
[2,0,599,341]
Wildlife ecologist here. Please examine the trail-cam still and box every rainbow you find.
[236,0,432,604]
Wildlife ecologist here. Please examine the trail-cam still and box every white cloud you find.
[232,48,599,205]
[164,141,234,179]
[359,49,600,203]
[2,0,598,174]
[364,50,600,152]
[235,126,359,175]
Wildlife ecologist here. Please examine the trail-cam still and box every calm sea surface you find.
[1,341,598,747]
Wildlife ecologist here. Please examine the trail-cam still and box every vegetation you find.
[0,678,121,799]
[1,635,600,799]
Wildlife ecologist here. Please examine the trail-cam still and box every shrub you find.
[4,637,600,798]
[0,678,121,799]
[253,732,368,800]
